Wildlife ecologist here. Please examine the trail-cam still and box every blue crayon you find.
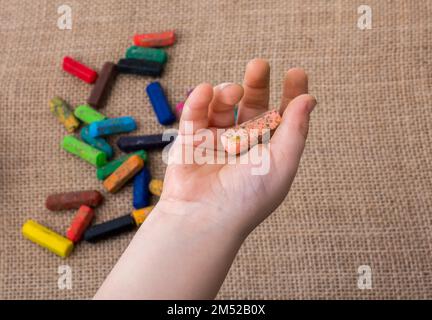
[80,126,114,159]
[146,82,176,125]
[89,116,136,138]
[133,167,151,209]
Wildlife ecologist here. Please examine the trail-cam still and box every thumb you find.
[270,94,317,182]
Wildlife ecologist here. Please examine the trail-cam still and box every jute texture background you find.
[1,0,431,299]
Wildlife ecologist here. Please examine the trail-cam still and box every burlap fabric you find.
[1,0,431,299]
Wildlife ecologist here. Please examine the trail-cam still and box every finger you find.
[271,94,316,181]
[168,127,228,166]
[237,58,270,123]
[208,83,244,128]
[279,68,308,115]
[179,83,213,134]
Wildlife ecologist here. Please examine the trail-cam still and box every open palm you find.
[161,59,316,235]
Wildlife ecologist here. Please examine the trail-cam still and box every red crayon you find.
[133,30,176,48]
[62,56,98,84]
[66,205,95,243]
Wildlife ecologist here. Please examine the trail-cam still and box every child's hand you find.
[95,59,316,299]
[160,59,316,237]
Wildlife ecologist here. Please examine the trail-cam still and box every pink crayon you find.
[175,101,185,120]
[175,88,194,120]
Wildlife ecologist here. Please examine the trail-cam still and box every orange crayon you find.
[103,155,144,193]
[221,109,282,154]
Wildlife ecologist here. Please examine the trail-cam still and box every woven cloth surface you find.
[1,0,431,299]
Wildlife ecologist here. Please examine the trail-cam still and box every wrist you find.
[145,198,247,245]
[97,199,246,299]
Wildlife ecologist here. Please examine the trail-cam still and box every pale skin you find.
[94,59,316,299]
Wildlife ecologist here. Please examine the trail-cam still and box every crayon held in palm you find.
[133,30,176,47]
[74,104,107,124]
[133,168,151,209]
[66,205,95,243]
[49,97,80,133]
[221,109,282,155]
[62,56,98,84]
[81,126,114,159]
[84,214,136,242]
[146,82,176,125]
[103,155,144,193]
[61,135,107,167]
[131,206,154,226]
[125,46,167,64]
[22,220,74,258]
[46,190,103,211]
[88,116,137,138]
[117,133,176,152]
[96,150,148,181]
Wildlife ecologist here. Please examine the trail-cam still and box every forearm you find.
[94,200,245,300]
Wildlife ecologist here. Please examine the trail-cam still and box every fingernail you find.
[307,96,317,113]
[215,82,234,91]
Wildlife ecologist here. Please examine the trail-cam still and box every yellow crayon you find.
[149,179,163,196]
[131,206,155,226]
[49,97,80,133]
[22,220,74,258]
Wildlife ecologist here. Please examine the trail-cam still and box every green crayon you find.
[125,46,167,64]
[74,104,107,124]
[62,136,107,167]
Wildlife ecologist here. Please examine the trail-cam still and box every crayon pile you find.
[22,30,189,258]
